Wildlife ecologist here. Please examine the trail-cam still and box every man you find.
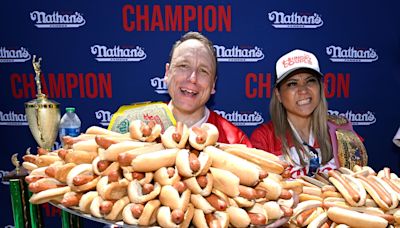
[164,31,252,147]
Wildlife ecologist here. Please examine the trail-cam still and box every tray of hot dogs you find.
[23,121,400,227]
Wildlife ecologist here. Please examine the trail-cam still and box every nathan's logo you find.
[30,11,86,28]
[326,46,378,63]
[95,110,113,126]
[91,45,146,62]
[0,170,10,185]
[214,45,264,62]
[214,110,264,126]
[0,47,31,63]
[328,110,376,126]
[268,11,323,28]
[150,77,168,94]
[0,111,28,126]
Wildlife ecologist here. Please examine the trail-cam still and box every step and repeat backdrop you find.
[1,1,399,227]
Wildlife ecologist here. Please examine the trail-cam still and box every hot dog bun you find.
[175,149,211,177]
[161,123,190,149]
[159,185,191,211]
[327,206,388,228]
[188,123,219,150]
[156,204,194,228]
[122,200,161,226]
[29,185,71,204]
[128,179,161,204]
[209,167,240,198]
[131,148,179,172]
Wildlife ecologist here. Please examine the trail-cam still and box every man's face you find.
[165,39,216,115]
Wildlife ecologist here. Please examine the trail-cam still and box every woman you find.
[250,49,367,178]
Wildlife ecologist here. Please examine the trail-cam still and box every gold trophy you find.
[25,55,60,150]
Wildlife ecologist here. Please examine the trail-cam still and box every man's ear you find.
[164,63,170,82]
[211,79,216,94]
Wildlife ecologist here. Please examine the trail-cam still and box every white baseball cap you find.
[275,49,323,86]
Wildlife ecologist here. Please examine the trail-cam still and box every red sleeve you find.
[250,122,283,156]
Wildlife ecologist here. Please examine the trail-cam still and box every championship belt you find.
[108,101,176,134]
[336,129,368,168]
[328,115,368,169]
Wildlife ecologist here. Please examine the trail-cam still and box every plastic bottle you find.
[59,107,81,146]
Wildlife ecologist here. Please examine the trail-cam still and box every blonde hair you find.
[270,72,332,166]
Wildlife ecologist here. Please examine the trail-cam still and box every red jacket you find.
[207,110,252,147]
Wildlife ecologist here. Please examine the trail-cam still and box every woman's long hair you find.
[270,71,332,166]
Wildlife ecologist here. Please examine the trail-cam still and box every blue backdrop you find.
[1,1,400,227]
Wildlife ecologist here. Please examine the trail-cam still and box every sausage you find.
[132,172,145,180]
[118,153,136,166]
[238,185,257,200]
[171,208,185,224]
[192,126,207,144]
[196,175,208,188]
[189,152,201,172]
[328,170,360,202]
[95,136,117,149]
[28,182,58,193]
[37,147,49,155]
[205,214,220,228]
[140,122,153,137]
[107,170,120,183]
[382,176,400,194]
[279,189,292,200]
[365,175,392,207]
[259,170,268,179]
[205,194,227,211]
[25,176,43,184]
[58,149,68,160]
[172,122,183,142]
[100,201,114,214]
[142,183,154,195]
[97,160,112,172]
[73,174,95,186]
[280,205,293,217]
[130,203,144,219]
[45,167,56,178]
[172,181,187,194]
[61,193,82,207]
[296,207,316,226]
[248,212,266,225]
[167,167,175,178]
[255,189,267,199]
[23,154,37,163]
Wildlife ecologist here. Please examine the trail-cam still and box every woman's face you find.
[275,71,321,120]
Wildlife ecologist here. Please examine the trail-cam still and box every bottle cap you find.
[65,107,75,113]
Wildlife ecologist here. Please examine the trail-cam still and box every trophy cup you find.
[25,55,60,150]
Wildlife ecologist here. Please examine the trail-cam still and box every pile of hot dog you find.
[21,120,400,227]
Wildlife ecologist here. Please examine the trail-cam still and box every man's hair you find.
[168,31,218,79]
[270,71,332,166]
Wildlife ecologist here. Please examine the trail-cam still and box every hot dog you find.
[128,179,161,204]
[184,173,213,196]
[226,206,251,228]
[176,149,212,178]
[188,123,219,150]
[44,162,76,183]
[222,146,285,175]
[209,167,240,198]
[61,149,98,165]
[156,204,194,228]
[205,146,265,187]
[122,200,161,226]
[327,206,388,228]
[129,120,162,142]
[85,125,129,137]
[159,184,191,212]
[154,166,181,186]
[66,163,100,192]
[192,209,229,228]
[96,175,129,201]
[78,191,98,214]
[29,179,71,204]
[23,153,62,170]
[61,191,83,208]
[328,170,366,206]
[117,143,166,166]
[91,156,120,176]
[161,122,190,149]
[130,148,179,172]
[90,195,130,220]
[100,140,157,162]
[356,174,398,210]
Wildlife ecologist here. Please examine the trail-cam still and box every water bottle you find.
[59,107,81,146]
